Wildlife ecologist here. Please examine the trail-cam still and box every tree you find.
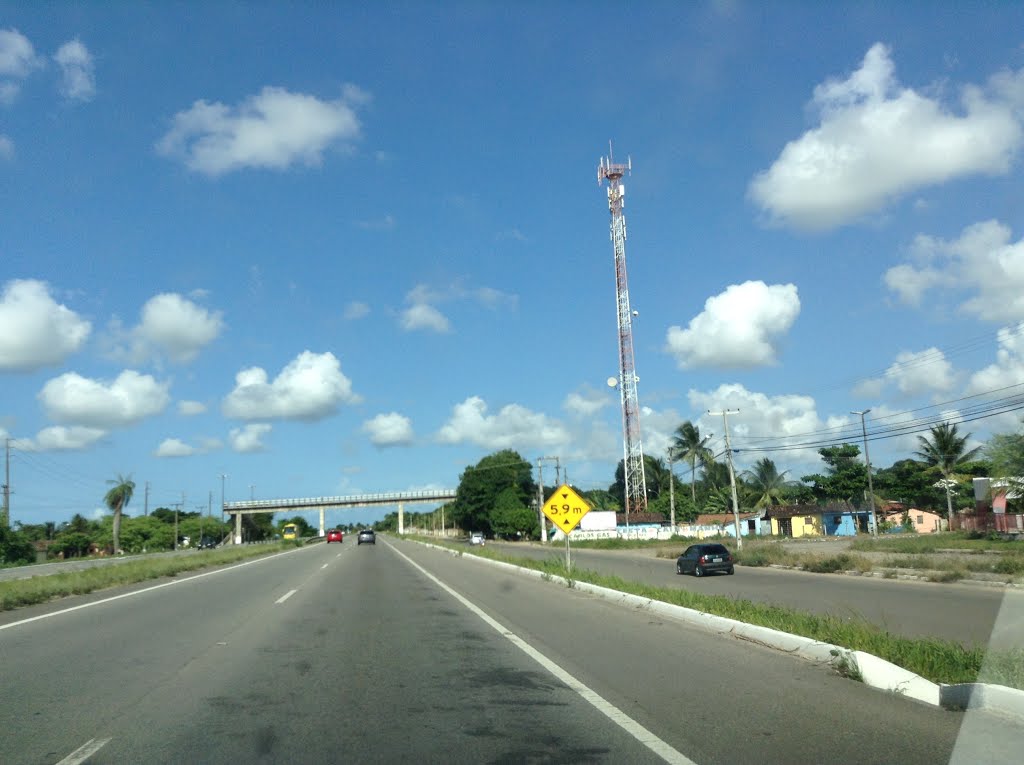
[801,444,867,505]
[0,524,35,565]
[987,430,1024,506]
[104,473,136,554]
[915,423,982,529]
[490,487,539,539]
[452,450,535,535]
[873,459,945,510]
[742,457,796,508]
[671,421,713,505]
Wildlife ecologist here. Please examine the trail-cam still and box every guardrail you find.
[224,489,457,512]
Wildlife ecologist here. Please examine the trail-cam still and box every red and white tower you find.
[598,145,647,518]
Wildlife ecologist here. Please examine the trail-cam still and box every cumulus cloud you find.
[22,426,107,451]
[343,301,370,320]
[38,370,170,427]
[54,38,95,101]
[229,423,271,453]
[437,396,569,450]
[362,412,414,447]
[222,350,358,421]
[108,292,224,364]
[564,386,612,418]
[0,28,42,103]
[748,43,1023,230]
[157,85,365,176]
[400,302,450,333]
[856,348,957,399]
[665,281,799,368]
[155,438,196,458]
[178,400,207,416]
[966,324,1024,395]
[0,279,91,372]
[885,220,1024,322]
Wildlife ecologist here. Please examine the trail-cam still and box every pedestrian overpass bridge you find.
[222,489,456,543]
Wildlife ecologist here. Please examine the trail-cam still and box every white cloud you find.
[178,400,207,416]
[748,44,1023,230]
[157,85,364,176]
[0,279,91,372]
[885,220,1024,322]
[343,301,369,320]
[564,387,612,418]
[889,348,957,396]
[23,426,107,451]
[155,438,196,458]
[400,302,450,333]
[362,412,414,447]
[353,214,395,230]
[38,370,170,427]
[109,292,224,364]
[437,396,569,450]
[966,324,1024,395]
[0,28,42,103]
[229,423,271,453]
[665,281,799,368]
[222,350,359,421]
[0,134,12,159]
[53,38,95,102]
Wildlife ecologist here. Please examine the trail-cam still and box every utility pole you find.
[172,493,184,551]
[668,448,676,532]
[3,437,10,529]
[851,410,878,537]
[144,481,151,515]
[536,456,561,544]
[709,409,743,550]
[249,484,255,500]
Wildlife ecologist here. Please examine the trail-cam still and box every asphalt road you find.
[1,538,1021,764]
[484,541,1024,650]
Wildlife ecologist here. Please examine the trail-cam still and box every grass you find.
[851,531,1024,554]
[411,536,1024,691]
[0,543,300,611]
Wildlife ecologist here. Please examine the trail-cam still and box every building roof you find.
[691,513,759,526]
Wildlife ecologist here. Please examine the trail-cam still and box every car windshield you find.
[5,5,1023,763]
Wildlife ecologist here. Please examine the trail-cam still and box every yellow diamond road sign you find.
[543,484,591,534]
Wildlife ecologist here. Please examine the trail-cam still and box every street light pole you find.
[851,410,878,537]
[709,409,743,550]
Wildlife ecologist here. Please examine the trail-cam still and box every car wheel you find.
[676,563,682,575]
[727,566,735,575]
[694,565,704,578]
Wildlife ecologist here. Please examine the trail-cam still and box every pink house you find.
[884,508,944,534]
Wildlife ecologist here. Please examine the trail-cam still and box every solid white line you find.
[0,546,311,632]
[275,588,298,604]
[55,737,111,765]
[389,544,697,765]
[321,563,329,570]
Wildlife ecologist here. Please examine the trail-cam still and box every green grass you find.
[410,536,1024,690]
[851,531,1024,554]
[0,543,299,611]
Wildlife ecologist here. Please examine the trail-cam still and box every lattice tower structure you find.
[598,149,648,516]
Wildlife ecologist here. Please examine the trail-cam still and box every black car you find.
[196,536,218,550]
[676,543,734,577]
[357,529,375,545]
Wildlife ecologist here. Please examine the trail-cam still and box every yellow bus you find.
[282,523,299,540]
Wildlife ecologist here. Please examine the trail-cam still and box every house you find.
[964,478,1024,535]
[681,512,763,539]
[763,503,876,537]
[883,507,944,534]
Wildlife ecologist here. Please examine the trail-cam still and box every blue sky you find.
[2,2,1024,528]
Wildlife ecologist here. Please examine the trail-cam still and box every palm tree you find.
[104,473,136,554]
[742,457,796,508]
[914,423,981,530]
[671,421,714,505]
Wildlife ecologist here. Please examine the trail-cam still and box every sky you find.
[2,2,1024,529]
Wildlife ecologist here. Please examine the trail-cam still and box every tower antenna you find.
[597,143,647,522]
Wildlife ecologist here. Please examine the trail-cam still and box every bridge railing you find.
[223,489,457,511]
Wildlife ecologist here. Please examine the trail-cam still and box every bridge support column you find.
[398,502,405,535]
[234,512,242,544]
[319,508,325,537]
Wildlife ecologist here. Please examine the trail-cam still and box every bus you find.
[282,523,299,540]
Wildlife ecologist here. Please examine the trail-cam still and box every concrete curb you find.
[413,540,1024,720]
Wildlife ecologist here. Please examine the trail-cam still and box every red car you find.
[326,529,344,543]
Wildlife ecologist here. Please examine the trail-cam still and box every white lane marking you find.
[390,544,697,765]
[0,546,314,632]
[275,588,298,604]
[321,563,329,570]
[55,737,111,764]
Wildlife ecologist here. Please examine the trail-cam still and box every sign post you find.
[542,484,591,572]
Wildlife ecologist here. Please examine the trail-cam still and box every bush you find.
[0,526,36,566]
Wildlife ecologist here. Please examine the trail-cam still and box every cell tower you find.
[598,144,647,519]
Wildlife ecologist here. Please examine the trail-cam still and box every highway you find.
[485,541,1024,650]
[0,538,1021,764]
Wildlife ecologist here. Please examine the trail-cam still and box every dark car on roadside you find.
[196,536,218,550]
[357,529,375,545]
[676,543,734,577]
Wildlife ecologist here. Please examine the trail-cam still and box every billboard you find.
[581,511,617,531]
